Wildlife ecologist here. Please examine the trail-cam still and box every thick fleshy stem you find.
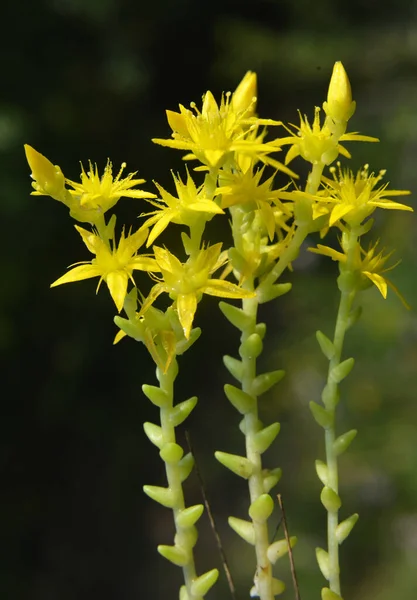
[219,278,283,600]
[258,162,325,298]
[142,358,218,600]
[241,285,276,600]
[313,228,360,598]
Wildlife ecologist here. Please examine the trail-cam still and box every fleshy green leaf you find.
[253,423,280,454]
[224,384,256,414]
[330,357,354,383]
[249,494,274,522]
[309,401,333,429]
[158,544,189,566]
[159,442,184,463]
[239,333,263,359]
[321,587,343,600]
[258,282,292,304]
[219,301,252,330]
[336,513,359,544]
[251,370,285,396]
[267,537,297,564]
[228,516,255,545]
[143,422,163,448]
[316,547,330,580]
[142,384,170,407]
[333,429,357,456]
[169,397,198,426]
[143,485,178,508]
[255,322,267,339]
[223,355,244,382]
[177,505,204,529]
[316,330,335,360]
[190,569,219,597]
[215,451,253,478]
[320,486,342,512]
[262,467,282,493]
[178,453,194,482]
[315,460,329,486]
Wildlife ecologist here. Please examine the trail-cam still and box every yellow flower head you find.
[310,238,409,306]
[51,225,159,312]
[278,107,378,167]
[319,163,412,227]
[25,144,156,224]
[323,62,356,124]
[152,72,283,171]
[114,300,178,374]
[217,166,291,241]
[65,160,156,223]
[25,144,68,203]
[139,244,254,338]
[140,170,224,247]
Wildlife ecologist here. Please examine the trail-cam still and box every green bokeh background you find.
[1,1,417,599]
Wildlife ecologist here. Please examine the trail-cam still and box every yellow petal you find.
[153,246,183,273]
[187,200,224,214]
[363,271,387,298]
[231,71,257,115]
[329,203,355,226]
[138,284,166,317]
[146,211,175,247]
[203,280,255,298]
[130,256,160,272]
[74,225,100,255]
[309,245,346,263]
[166,110,190,137]
[51,264,101,287]
[106,271,128,312]
[372,200,413,211]
[113,329,127,344]
[177,293,197,339]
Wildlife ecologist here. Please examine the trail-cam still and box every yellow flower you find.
[65,160,156,223]
[323,62,356,124]
[139,244,254,338]
[114,300,178,374]
[152,72,283,171]
[318,163,412,227]
[276,107,378,166]
[25,144,68,203]
[24,144,156,224]
[51,226,159,311]
[216,167,291,241]
[310,239,409,306]
[140,170,224,247]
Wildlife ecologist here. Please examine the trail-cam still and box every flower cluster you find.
[25,61,413,600]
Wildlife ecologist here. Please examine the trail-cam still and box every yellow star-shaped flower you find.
[140,170,224,247]
[51,226,159,311]
[316,164,412,226]
[139,244,254,338]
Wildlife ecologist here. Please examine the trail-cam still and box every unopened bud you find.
[323,62,356,124]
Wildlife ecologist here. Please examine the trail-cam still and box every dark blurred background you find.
[2,1,417,599]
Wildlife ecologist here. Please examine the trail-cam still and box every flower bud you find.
[231,71,257,115]
[323,62,356,124]
[24,144,67,202]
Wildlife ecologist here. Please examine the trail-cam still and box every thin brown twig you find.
[277,494,301,600]
[185,431,237,600]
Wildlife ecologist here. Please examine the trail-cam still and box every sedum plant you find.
[25,62,412,600]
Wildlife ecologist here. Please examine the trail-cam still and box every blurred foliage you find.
[1,0,417,599]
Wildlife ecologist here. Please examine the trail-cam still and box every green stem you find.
[157,360,200,599]
[241,280,274,600]
[259,162,325,294]
[305,162,325,195]
[322,229,359,595]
